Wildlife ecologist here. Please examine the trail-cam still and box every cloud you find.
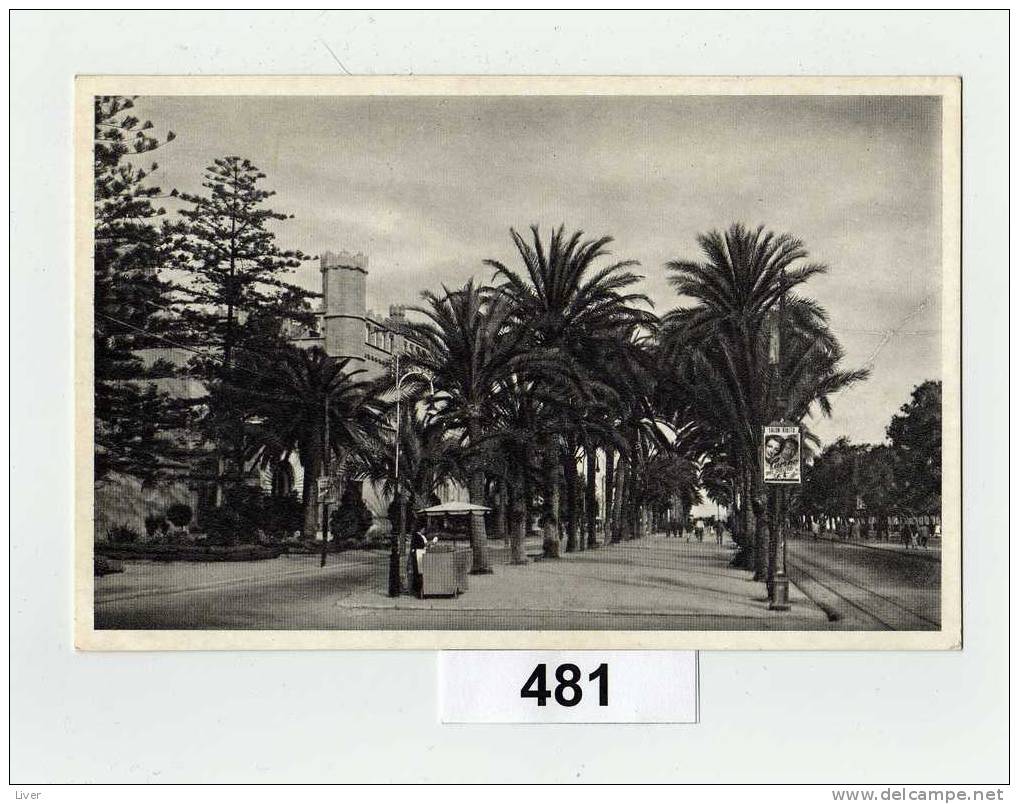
[132,93,943,445]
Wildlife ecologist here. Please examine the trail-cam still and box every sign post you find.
[317,476,335,505]
[317,474,335,567]
[763,422,801,611]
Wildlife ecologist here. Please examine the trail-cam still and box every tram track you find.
[788,543,940,630]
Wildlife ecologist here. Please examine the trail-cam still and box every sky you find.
[133,93,943,448]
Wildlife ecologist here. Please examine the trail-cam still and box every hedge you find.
[95,543,287,562]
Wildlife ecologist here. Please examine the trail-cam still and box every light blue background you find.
[9,10,1008,783]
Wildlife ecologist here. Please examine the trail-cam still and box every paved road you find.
[95,553,387,630]
[94,539,831,631]
[786,538,941,630]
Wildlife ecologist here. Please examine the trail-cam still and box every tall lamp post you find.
[320,390,333,568]
[389,349,435,595]
[768,267,793,611]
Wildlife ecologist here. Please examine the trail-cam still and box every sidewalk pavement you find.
[333,533,831,629]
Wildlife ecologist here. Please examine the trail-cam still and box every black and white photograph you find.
[76,76,961,649]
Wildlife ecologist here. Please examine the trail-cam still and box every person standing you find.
[410,528,437,597]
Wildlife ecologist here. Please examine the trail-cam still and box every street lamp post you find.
[317,387,338,566]
[769,267,792,611]
[390,349,435,595]
[320,390,332,568]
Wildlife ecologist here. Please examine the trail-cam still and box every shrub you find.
[199,487,302,544]
[260,493,303,538]
[201,506,244,546]
[166,503,193,528]
[225,485,268,543]
[108,524,140,544]
[330,483,373,542]
[164,529,187,545]
[94,556,124,576]
[144,514,167,539]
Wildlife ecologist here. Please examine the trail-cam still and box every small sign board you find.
[763,424,801,484]
[317,476,336,504]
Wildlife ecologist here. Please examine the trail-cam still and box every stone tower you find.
[320,250,368,363]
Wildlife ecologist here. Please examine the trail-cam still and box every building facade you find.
[288,250,425,377]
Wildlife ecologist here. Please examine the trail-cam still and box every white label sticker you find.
[439,651,698,723]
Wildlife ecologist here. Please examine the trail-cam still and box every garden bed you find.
[95,542,288,562]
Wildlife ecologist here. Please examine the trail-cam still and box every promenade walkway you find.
[96,532,831,630]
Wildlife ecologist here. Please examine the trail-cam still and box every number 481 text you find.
[520,663,608,707]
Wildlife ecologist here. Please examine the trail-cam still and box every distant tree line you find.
[797,381,942,524]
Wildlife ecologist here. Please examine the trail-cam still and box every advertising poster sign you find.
[763,424,801,484]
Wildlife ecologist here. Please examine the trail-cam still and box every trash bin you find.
[420,544,457,597]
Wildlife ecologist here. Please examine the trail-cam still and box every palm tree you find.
[487,225,655,552]
[220,345,388,542]
[362,397,466,530]
[405,279,526,574]
[661,223,865,580]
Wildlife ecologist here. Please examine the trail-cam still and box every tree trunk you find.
[523,446,534,552]
[509,479,528,564]
[542,440,562,558]
[493,476,508,544]
[626,473,639,540]
[730,476,742,546]
[751,468,769,582]
[623,466,637,540]
[301,448,321,540]
[729,462,755,570]
[585,443,599,548]
[467,414,493,574]
[611,457,628,543]
[575,468,586,551]
[603,448,615,541]
[563,438,579,553]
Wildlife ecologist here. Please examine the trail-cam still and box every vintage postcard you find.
[75,75,961,650]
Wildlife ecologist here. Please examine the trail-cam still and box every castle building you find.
[288,250,425,375]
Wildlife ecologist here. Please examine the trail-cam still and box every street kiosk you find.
[413,502,488,598]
